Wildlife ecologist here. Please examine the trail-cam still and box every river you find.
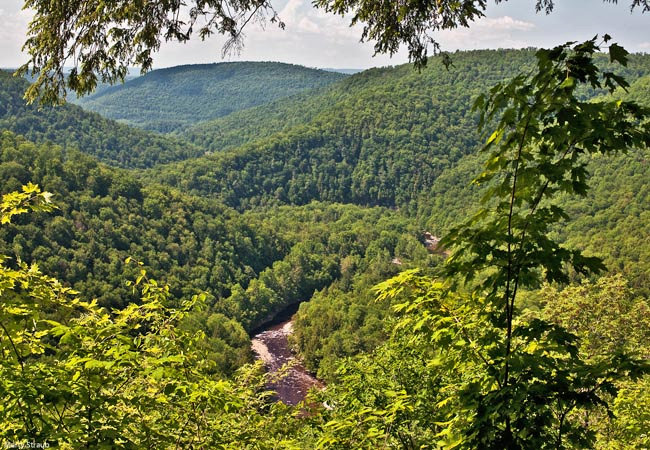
[250,313,322,406]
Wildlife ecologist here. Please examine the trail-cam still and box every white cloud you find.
[297,17,320,34]
[438,15,536,51]
[0,5,32,67]
[477,16,536,32]
[278,0,301,22]
[256,0,359,39]
[639,42,650,50]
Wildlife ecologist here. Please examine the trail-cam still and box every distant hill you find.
[72,62,347,133]
[155,50,547,208]
[149,50,650,292]
[0,70,203,168]
[2,67,139,98]
[161,50,650,209]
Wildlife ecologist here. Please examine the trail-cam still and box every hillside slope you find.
[152,50,650,210]
[416,75,650,293]
[0,71,203,168]
[148,51,650,293]
[0,130,432,372]
[72,62,347,133]
[152,50,536,208]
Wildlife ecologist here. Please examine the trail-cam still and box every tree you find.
[438,36,650,447]
[0,185,298,447]
[17,0,649,104]
[317,37,650,448]
[540,276,650,448]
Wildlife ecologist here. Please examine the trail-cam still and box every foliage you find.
[0,132,281,310]
[414,72,650,294]
[539,276,650,449]
[284,37,650,450]
[73,62,346,133]
[149,50,650,212]
[0,132,288,375]
[0,71,204,169]
[3,10,650,443]
[540,275,650,361]
[291,230,434,380]
[315,269,650,448]
[155,50,540,208]
[437,36,650,447]
[313,272,468,448]
[0,190,300,447]
[225,202,432,332]
[0,131,439,374]
[607,377,650,449]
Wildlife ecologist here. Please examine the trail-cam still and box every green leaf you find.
[609,43,629,66]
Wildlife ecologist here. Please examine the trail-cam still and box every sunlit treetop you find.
[16,0,650,104]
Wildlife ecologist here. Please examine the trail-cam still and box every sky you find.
[1,0,648,70]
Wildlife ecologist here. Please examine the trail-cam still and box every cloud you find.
[257,0,359,39]
[278,0,301,22]
[639,42,650,50]
[260,7,537,54]
[438,15,536,51]
[0,4,32,67]
[477,16,536,32]
[297,18,320,34]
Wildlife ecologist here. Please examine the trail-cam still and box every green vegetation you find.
[297,39,650,449]
[540,276,650,448]
[73,62,346,133]
[0,189,296,446]
[152,50,650,211]
[6,0,650,445]
[153,50,539,208]
[0,129,432,375]
[222,203,430,331]
[438,38,649,446]
[0,132,281,309]
[2,35,650,448]
[0,71,203,168]
[415,73,650,294]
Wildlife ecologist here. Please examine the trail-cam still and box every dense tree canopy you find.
[72,62,346,133]
[0,71,204,168]
[3,0,650,438]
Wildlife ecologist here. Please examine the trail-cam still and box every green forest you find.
[1,3,650,446]
[72,63,346,133]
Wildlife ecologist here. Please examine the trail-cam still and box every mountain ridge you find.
[72,61,347,133]
[0,70,204,169]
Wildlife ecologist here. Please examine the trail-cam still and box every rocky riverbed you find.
[251,317,322,405]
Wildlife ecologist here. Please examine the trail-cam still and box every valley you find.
[251,312,322,406]
[2,42,650,447]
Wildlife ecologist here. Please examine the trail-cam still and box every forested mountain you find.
[72,62,346,132]
[6,49,649,368]
[2,43,650,448]
[144,52,650,378]
[416,74,650,293]
[152,50,650,211]
[155,50,533,207]
[0,131,282,304]
[0,71,203,168]
[0,129,433,373]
